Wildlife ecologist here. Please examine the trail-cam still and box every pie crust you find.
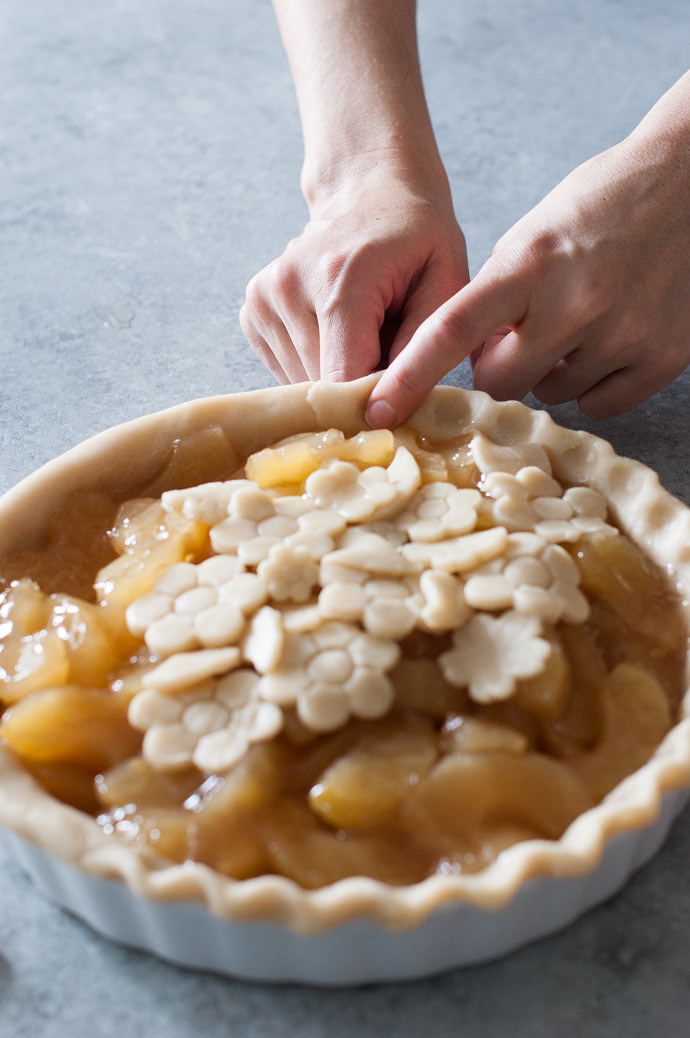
[1,375,689,983]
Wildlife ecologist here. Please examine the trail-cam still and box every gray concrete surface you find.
[1,0,689,1034]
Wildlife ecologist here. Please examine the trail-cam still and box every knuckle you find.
[491,227,558,277]
[601,309,654,364]
[269,258,303,311]
[314,240,389,316]
[243,265,284,324]
[427,302,476,349]
[242,272,266,313]
[570,272,612,329]
[244,252,309,315]
[314,255,356,315]
[238,302,253,337]
[524,228,564,268]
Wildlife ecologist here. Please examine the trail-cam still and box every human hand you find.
[367,120,690,426]
[240,171,469,385]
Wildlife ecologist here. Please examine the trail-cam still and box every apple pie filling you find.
[0,425,684,886]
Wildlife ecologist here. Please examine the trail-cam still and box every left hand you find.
[240,169,469,386]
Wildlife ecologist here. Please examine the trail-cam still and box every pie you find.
[0,377,689,966]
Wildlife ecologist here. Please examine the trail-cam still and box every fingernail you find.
[365,398,398,428]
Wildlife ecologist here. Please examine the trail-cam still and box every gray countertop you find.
[1,1,688,1033]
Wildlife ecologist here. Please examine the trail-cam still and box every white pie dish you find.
[0,376,689,985]
[2,785,687,984]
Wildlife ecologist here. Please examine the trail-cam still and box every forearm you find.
[272,0,449,213]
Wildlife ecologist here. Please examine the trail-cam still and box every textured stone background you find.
[1,1,688,1034]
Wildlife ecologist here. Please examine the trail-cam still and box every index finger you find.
[365,264,530,427]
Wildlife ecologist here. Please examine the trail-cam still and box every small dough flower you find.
[482,465,570,535]
[125,557,267,658]
[304,446,421,524]
[480,459,614,545]
[212,504,339,566]
[395,484,481,542]
[258,621,400,732]
[258,543,320,602]
[211,512,298,563]
[462,537,590,625]
[129,668,283,773]
[161,480,254,525]
[319,576,420,639]
[439,611,551,703]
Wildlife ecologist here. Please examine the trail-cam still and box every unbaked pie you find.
[0,377,689,981]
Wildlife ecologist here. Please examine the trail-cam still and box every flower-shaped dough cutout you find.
[161,480,255,525]
[211,511,298,563]
[562,485,612,535]
[258,543,320,602]
[319,575,420,640]
[439,611,551,703]
[212,504,338,566]
[510,543,590,624]
[196,481,282,561]
[482,465,568,534]
[462,536,590,625]
[394,484,482,543]
[481,461,615,546]
[129,668,283,773]
[258,621,400,732]
[125,558,267,658]
[304,446,421,524]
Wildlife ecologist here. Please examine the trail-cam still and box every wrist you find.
[302,140,453,220]
[622,70,690,171]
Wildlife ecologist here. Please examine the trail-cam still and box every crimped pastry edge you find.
[0,376,689,938]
